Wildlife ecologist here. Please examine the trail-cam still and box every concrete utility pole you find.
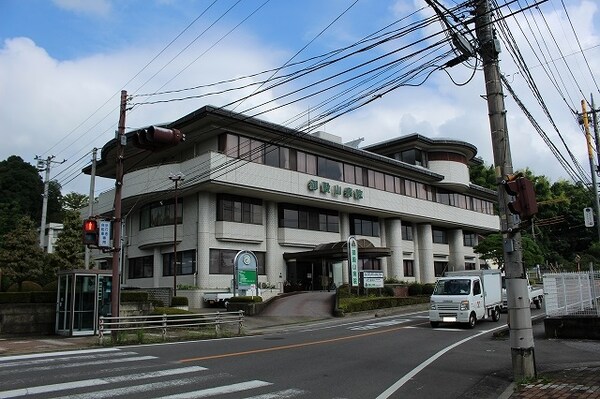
[474,0,536,379]
[580,100,600,241]
[169,172,184,297]
[35,155,65,250]
[84,148,97,269]
[111,90,128,323]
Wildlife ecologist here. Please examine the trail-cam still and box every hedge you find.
[338,296,429,313]
[121,291,149,303]
[171,296,188,306]
[228,296,263,303]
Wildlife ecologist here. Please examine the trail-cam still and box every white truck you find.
[203,291,234,308]
[500,276,544,311]
[429,269,502,328]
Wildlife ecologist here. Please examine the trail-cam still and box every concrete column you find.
[197,191,211,289]
[379,217,388,276]
[340,212,350,284]
[417,223,435,283]
[153,247,161,288]
[386,218,404,279]
[448,229,465,272]
[265,201,281,285]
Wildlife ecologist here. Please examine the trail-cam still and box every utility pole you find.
[580,100,600,241]
[111,90,128,324]
[475,0,536,379]
[35,155,65,250]
[84,148,97,269]
[169,173,184,297]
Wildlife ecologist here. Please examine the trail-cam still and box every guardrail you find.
[98,311,245,343]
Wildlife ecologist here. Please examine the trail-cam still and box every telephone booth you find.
[56,269,112,336]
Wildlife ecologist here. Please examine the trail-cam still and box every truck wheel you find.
[430,321,440,328]
[467,313,476,329]
[492,307,500,322]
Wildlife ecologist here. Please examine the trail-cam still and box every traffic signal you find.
[133,126,185,151]
[503,177,538,220]
[83,219,98,246]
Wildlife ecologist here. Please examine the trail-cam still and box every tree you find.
[52,210,85,271]
[62,192,89,211]
[0,156,43,227]
[0,216,47,290]
[469,163,496,190]
[474,233,544,271]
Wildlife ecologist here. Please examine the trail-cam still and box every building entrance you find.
[287,261,331,291]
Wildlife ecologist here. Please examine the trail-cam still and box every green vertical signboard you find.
[234,250,259,294]
[348,236,359,287]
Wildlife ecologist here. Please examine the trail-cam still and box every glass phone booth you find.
[56,269,112,336]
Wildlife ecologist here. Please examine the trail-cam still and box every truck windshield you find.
[433,279,471,295]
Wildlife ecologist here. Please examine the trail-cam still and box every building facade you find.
[85,106,499,293]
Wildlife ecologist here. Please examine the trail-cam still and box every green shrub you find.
[422,283,435,295]
[151,306,193,315]
[151,299,164,308]
[0,292,31,303]
[228,296,263,303]
[7,281,43,292]
[121,291,149,302]
[43,281,58,292]
[31,291,57,303]
[338,296,428,313]
[171,296,188,306]
[408,282,423,296]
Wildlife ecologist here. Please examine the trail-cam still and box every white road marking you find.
[0,366,206,398]
[242,388,308,398]
[154,380,273,398]
[376,325,506,399]
[0,348,120,363]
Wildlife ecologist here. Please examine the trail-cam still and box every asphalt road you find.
[1,303,598,399]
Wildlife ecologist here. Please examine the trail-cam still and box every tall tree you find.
[0,156,43,225]
[469,162,496,190]
[62,192,89,211]
[0,216,47,289]
[52,210,85,271]
[474,233,544,271]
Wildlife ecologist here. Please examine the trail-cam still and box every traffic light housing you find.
[503,177,538,220]
[83,219,99,246]
[133,126,185,151]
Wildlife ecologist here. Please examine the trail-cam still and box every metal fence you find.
[98,311,245,343]
[543,269,600,317]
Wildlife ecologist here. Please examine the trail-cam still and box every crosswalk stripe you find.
[0,348,120,363]
[0,351,135,369]
[154,380,273,398]
[0,356,157,376]
[242,388,308,398]
[0,366,207,398]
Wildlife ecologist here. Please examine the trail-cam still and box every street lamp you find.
[169,172,184,297]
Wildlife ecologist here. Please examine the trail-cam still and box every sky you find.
[1,0,599,197]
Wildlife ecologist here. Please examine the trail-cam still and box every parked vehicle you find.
[429,270,502,328]
[203,292,234,308]
[500,276,544,311]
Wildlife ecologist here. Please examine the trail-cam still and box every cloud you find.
[52,0,112,17]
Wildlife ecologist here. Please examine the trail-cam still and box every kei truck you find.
[429,269,502,328]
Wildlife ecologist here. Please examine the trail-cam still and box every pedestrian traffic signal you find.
[133,126,185,151]
[83,219,98,246]
[503,177,538,220]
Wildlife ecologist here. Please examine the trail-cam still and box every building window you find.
[217,194,263,225]
[465,262,476,270]
[359,258,381,270]
[398,149,427,167]
[140,199,183,230]
[350,214,380,237]
[209,249,266,275]
[278,204,339,233]
[432,228,448,244]
[434,261,448,276]
[403,260,414,277]
[463,232,477,247]
[317,156,343,180]
[401,224,413,241]
[128,255,153,279]
[163,250,196,276]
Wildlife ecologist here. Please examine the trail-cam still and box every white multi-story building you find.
[85,106,498,292]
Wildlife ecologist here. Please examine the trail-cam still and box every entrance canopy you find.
[283,239,391,262]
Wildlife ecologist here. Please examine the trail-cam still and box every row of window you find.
[219,133,495,215]
[128,251,478,279]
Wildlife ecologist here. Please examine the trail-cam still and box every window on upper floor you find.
[278,203,339,233]
[128,255,153,279]
[402,224,413,241]
[432,228,448,244]
[463,232,477,247]
[217,194,263,225]
[139,199,182,230]
[350,214,380,237]
[163,250,196,276]
[398,149,427,167]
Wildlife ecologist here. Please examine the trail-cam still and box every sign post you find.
[234,250,259,297]
[348,236,359,293]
